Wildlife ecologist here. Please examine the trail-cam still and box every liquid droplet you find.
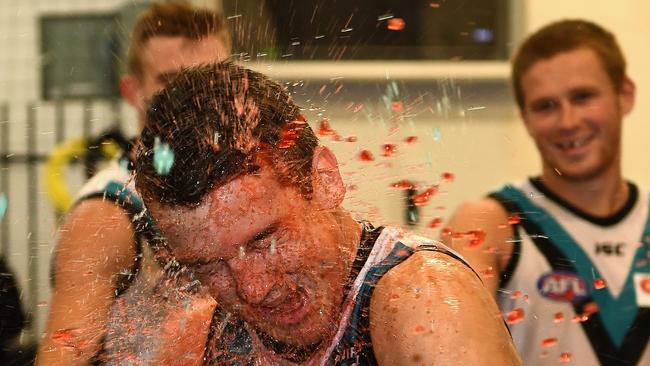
[318,120,335,136]
[278,120,308,148]
[482,266,494,278]
[429,217,443,229]
[387,18,406,31]
[593,278,606,290]
[153,137,175,176]
[359,150,374,162]
[52,328,80,345]
[507,214,521,225]
[413,325,426,335]
[390,180,413,190]
[559,352,572,363]
[0,193,6,219]
[554,312,565,323]
[441,172,454,182]
[413,185,439,206]
[466,229,486,248]
[505,308,525,325]
[405,136,418,144]
[541,337,558,348]
[391,101,404,112]
[382,144,397,157]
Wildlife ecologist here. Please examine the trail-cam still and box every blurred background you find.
[1,0,650,347]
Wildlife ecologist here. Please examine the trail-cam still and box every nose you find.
[557,101,580,131]
[227,254,277,306]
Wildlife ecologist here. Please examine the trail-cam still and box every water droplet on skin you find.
[482,266,494,278]
[413,325,426,335]
[466,229,486,248]
[441,227,452,237]
[541,337,558,348]
[505,308,524,325]
[559,352,572,363]
[554,312,565,323]
[52,328,80,344]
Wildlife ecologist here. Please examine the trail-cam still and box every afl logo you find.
[537,271,590,303]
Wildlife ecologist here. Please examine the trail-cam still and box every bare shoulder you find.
[369,250,521,365]
[55,198,136,275]
[448,196,510,228]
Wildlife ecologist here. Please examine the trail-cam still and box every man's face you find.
[126,35,229,121]
[520,47,634,181]
[148,165,353,347]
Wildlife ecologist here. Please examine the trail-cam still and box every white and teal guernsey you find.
[491,178,650,366]
[201,225,474,365]
[99,223,474,365]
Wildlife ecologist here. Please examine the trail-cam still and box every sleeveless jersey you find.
[100,223,469,365]
[491,178,650,366]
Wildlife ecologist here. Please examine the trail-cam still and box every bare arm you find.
[37,199,136,365]
[370,251,522,365]
[442,198,514,295]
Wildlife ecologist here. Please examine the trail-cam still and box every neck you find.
[540,165,628,218]
[331,208,362,274]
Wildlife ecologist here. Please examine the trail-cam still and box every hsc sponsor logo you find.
[537,271,590,303]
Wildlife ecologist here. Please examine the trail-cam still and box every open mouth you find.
[259,289,309,326]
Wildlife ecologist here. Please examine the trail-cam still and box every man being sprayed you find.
[99,61,523,365]
[38,2,230,364]
[445,20,649,365]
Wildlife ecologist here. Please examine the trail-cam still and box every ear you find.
[311,146,345,210]
[619,76,636,116]
[120,74,146,119]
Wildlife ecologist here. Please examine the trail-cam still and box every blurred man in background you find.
[37,2,230,364]
[445,20,649,365]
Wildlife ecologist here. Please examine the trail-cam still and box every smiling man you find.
[101,61,522,365]
[445,20,650,365]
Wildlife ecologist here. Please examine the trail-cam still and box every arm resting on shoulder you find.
[370,250,522,365]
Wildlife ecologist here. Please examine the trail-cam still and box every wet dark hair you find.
[135,61,319,206]
[512,19,626,110]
